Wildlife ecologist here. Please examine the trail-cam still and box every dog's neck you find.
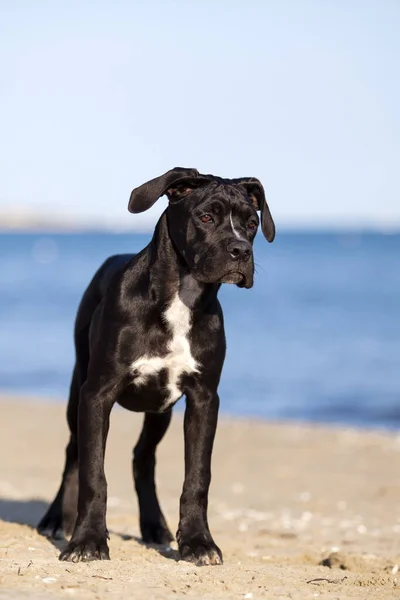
[147,212,219,311]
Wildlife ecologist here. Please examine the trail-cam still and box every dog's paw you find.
[59,535,110,562]
[141,519,174,545]
[37,512,65,540]
[178,533,222,566]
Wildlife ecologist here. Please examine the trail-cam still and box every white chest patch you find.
[130,293,200,407]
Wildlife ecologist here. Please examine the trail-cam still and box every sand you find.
[0,398,399,599]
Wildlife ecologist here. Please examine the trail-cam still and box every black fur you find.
[37,167,275,566]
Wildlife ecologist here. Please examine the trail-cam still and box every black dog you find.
[37,167,275,565]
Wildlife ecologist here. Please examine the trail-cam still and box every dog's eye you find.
[248,221,257,231]
[200,214,214,224]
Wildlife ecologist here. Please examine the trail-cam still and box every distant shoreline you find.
[0,394,397,433]
[1,226,400,235]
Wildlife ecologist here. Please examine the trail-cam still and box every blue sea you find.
[0,231,399,429]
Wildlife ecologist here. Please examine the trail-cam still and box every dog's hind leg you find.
[37,365,81,539]
[133,410,174,545]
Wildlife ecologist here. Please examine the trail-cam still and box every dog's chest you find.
[130,294,199,406]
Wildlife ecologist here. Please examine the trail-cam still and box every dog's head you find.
[128,167,275,289]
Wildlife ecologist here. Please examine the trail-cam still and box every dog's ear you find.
[233,177,275,242]
[128,167,200,213]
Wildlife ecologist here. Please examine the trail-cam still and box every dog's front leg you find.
[59,380,116,562]
[177,385,222,566]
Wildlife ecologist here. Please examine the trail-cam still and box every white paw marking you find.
[131,293,199,406]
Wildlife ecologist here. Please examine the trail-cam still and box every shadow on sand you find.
[0,498,179,560]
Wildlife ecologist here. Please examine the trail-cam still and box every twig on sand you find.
[307,576,348,585]
[17,560,33,576]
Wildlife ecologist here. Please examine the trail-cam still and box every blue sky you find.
[1,0,399,229]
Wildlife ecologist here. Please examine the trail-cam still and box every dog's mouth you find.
[219,271,247,288]
[191,267,253,289]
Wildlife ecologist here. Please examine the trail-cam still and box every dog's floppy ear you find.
[233,177,275,242]
[128,167,200,213]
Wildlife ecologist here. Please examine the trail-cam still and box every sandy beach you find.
[0,398,399,599]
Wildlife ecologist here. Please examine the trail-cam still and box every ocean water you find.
[0,230,399,429]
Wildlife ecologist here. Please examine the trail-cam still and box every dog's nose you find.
[227,241,251,262]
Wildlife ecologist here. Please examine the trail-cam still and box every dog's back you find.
[74,254,135,337]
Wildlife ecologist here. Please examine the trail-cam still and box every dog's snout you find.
[227,241,252,262]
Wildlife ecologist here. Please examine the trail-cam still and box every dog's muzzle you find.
[219,270,253,289]
[221,241,254,288]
